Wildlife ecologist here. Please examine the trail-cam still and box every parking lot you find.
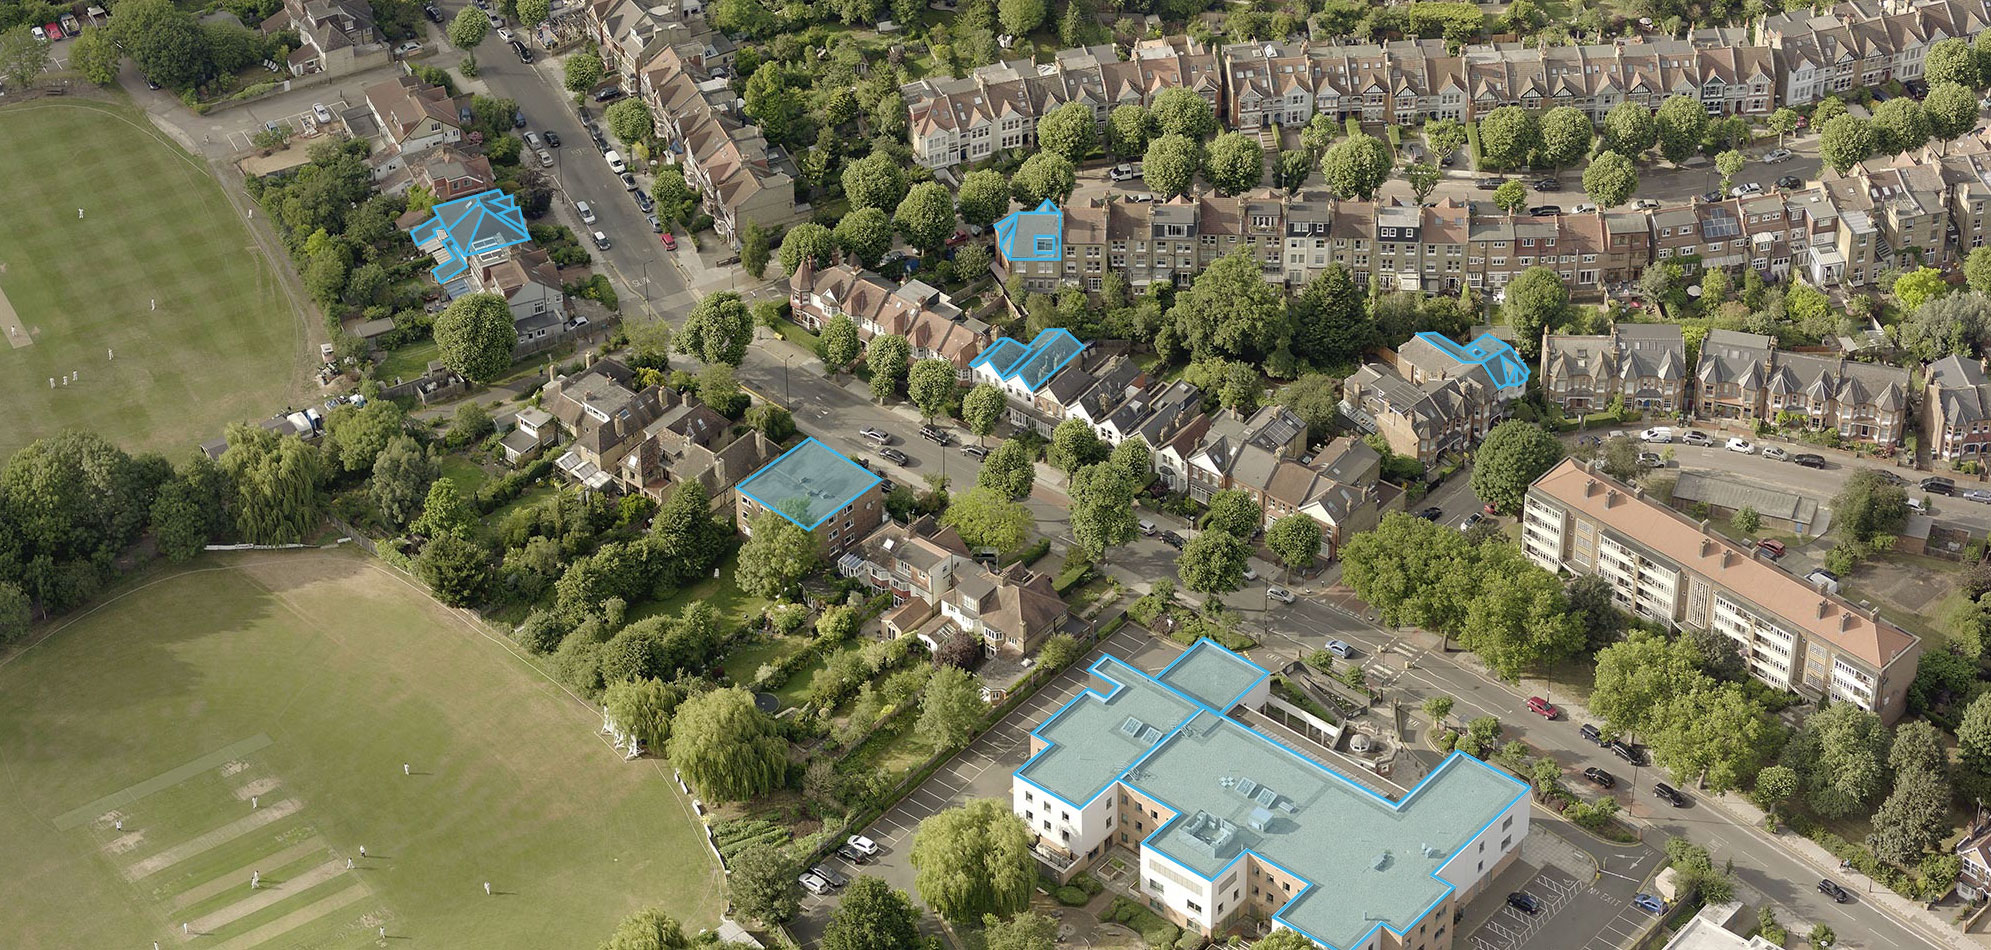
[1462,822,1664,950]
[788,625,1179,947]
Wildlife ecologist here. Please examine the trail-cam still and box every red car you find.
[43,21,63,38]
[1482,502,1498,515]
[945,230,972,247]
[1526,696,1559,720]
[1755,538,1786,559]
[659,231,676,251]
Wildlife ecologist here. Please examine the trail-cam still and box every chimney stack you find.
[1818,599,1830,619]
[1700,537,1712,558]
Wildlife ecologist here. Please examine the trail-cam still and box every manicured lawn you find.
[720,636,811,686]
[0,550,722,948]
[438,455,491,496]
[629,547,764,631]
[0,101,306,456]
[376,339,441,384]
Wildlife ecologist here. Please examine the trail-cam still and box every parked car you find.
[544,130,561,147]
[1871,469,1906,485]
[1792,453,1825,468]
[1762,445,1790,461]
[1633,893,1666,914]
[858,427,892,445]
[1415,506,1444,521]
[621,172,639,192]
[604,149,627,174]
[1525,696,1559,719]
[798,872,833,896]
[1571,202,1598,214]
[1532,178,1560,191]
[1965,489,1991,504]
[837,844,869,863]
[810,865,848,890]
[1476,178,1504,190]
[1324,639,1354,659]
[1242,565,1259,581]
[918,425,952,445]
[1459,512,1485,531]
[1776,174,1804,189]
[879,447,910,465]
[1109,164,1138,181]
[1725,436,1754,454]
[1267,586,1296,604]
[1728,182,1764,197]
[510,39,533,62]
[524,131,543,149]
[423,3,443,20]
[394,40,422,55]
[593,85,626,102]
[846,835,879,855]
[634,191,654,213]
[1818,879,1850,903]
[1482,502,1499,515]
[1635,198,1662,210]
[961,444,988,460]
[645,214,661,233]
[537,149,554,168]
[1636,452,1663,467]
[575,200,596,224]
[1582,767,1616,788]
[1610,740,1645,764]
[1579,723,1604,745]
[1922,476,1958,495]
[1159,530,1186,549]
[590,230,612,250]
[1528,205,1562,216]
[1682,430,1712,446]
[1639,426,1673,443]
[1763,148,1794,163]
[1505,892,1541,915]
[1755,538,1787,559]
[660,231,677,251]
[313,102,334,124]
[1653,782,1688,807]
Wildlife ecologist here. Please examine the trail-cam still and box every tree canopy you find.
[433,293,516,381]
[665,687,788,803]
[910,799,1035,922]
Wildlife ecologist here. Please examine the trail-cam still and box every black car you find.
[1415,506,1444,521]
[1871,469,1906,486]
[1776,174,1803,189]
[1528,205,1562,216]
[1476,178,1504,190]
[1159,530,1186,549]
[511,40,533,63]
[1922,476,1958,495]
[1609,740,1645,765]
[1532,178,1559,191]
[1653,782,1688,807]
[1792,453,1826,469]
[423,3,443,20]
[511,110,526,129]
[1701,190,1723,202]
[634,191,655,213]
[1505,892,1541,915]
[1440,153,1456,166]
[544,130,561,148]
[593,86,626,103]
[810,864,849,889]
[961,444,989,460]
[919,425,952,445]
[592,131,611,152]
[1582,767,1616,788]
[1818,879,1850,903]
[1579,723,1603,745]
[879,447,910,465]
[837,844,869,864]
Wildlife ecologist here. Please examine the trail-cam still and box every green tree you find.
[907,358,958,422]
[604,677,684,752]
[1870,766,1953,863]
[666,687,787,802]
[835,206,895,270]
[777,221,836,276]
[1968,247,1991,296]
[415,533,489,606]
[1502,267,1571,361]
[821,313,862,372]
[978,439,1036,499]
[1492,179,1527,214]
[1422,695,1455,725]
[1046,418,1108,475]
[1809,923,1837,948]
[1815,96,1849,126]
[1581,150,1639,209]
[1591,630,1705,736]
[1170,248,1291,363]
[323,399,407,473]
[370,435,438,528]
[1768,107,1802,145]
[1604,100,1658,155]
[1150,87,1217,139]
[1107,437,1151,486]
[410,476,473,540]
[1460,552,1584,681]
[149,476,212,563]
[961,384,1007,444]
[822,877,924,950]
[650,481,727,585]
[866,333,912,401]
[1895,266,1948,311]
[1782,703,1891,819]
[1107,103,1151,156]
[1203,489,1262,538]
[447,6,489,47]
[843,151,910,212]
[1478,106,1542,169]
[0,582,29,646]
[729,843,799,925]
[997,0,1045,34]
[1034,101,1098,162]
[1655,95,1710,164]
[910,799,1035,922]
[1538,106,1593,169]
[1011,151,1077,205]
[956,169,1012,229]
[1833,469,1909,545]
[1648,681,1780,793]
[983,911,1056,950]
[736,511,819,599]
[563,51,605,92]
[1715,149,1745,191]
[1928,81,1980,143]
[68,26,121,86]
[1820,115,1878,175]
[678,292,754,366]
[1733,506,1761,534]
[1403,161,1441,204]
[941,486,1031,552]
[1754,763,1799,818]
[895,182,958,254]
[1177,529,1251,597]
[1321,133,1395,200]
[433,293,515,381]
[740,222,773,278]
[218,426,325,545]
[604,98,654,145]
[1140,132,1202,198]
[597,907,701,950]
[651,166,700,230]
[1291,265,1368,365]
[1067,463,1137,562]
[517,0,550,21]
[112,0,209,89]
[1927,36,1982,88]
[1872,97,1932,153]
[1471,421,1564,514]
[917,664,985,750]
[1206,130,1265,194]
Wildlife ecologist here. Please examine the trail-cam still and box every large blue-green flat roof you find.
[1015,641,1528,950]
[735,438,880,530]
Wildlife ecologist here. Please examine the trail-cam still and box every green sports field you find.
[0,551,723,949]
[0,101,306,458]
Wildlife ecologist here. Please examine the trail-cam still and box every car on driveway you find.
[1633,893,1666,914]
[313,102,333,124]
[1818,879,1850,903]
[424,3,443,20]
[1526,696,1559,719]
[1415,506,1444,521]
[1793,453,1825,468]
[836,843,869,864]
[1653,781,1689,806]
[1459,512,1485,531]
[1505,892,1541,915]
[798,872,833,896]
[1324,639,1355,659]
[1762,445,1790,461]
[1582,767,1616,788]
[879,447,910,465]
[846,834,879,856]
[1268,586,1296,604]
[1755,538,1786,559]
[810,865,848,889]
[1726,436,1754,454]
[1682,430,1711,446]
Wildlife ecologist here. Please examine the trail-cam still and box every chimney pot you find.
[1819,599,1830,619]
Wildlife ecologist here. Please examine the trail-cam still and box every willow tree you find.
[665,687,787,802]
[910,799,1035,922]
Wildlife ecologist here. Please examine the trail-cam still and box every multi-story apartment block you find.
[1693,330,1908,443]
[1540,324,1688,415]
[1759,0,1991,107]
[789,261,993,375]
[1525,459,1922,721]
[1014,641,1530,946]
[902,40,1222,172]
[735,438,885,556]
[1925,354,1991,461]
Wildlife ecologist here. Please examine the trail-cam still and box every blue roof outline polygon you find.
[408,189,531,286]
[1415,330,1531,391]
[969,328,1086,393]
[994,199,1064,262]
[734,437,881,531]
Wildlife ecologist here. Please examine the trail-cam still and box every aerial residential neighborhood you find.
[17,0,1991,948]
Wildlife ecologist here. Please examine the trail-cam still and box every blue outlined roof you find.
[1015,640,1527,950]
[1414,330,1531,391]
[409,189,531,285]
[970,328,1086,393]
[735,438,881,531]
[994,199,1064,262]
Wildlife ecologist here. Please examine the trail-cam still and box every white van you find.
[605,149,627,174]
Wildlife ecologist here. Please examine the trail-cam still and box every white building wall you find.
[1436,796,1529,897]
[1013,774,1115,864]
[1139,847,1219,934]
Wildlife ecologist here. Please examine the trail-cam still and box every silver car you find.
[798,872,832,896]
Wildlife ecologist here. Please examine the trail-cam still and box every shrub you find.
[1072,873,1104,896]
[1054,885,1089,906]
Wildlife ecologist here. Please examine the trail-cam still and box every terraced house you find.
[1524,460,1923,722]
[638,46,805,248]
[1693,330,1909,443]
[1758,0,1991,106]
[1540,324,1689,415]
